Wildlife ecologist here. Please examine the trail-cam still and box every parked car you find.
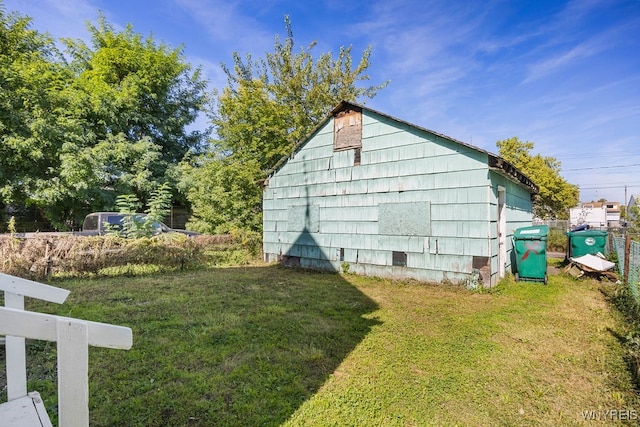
[77,212,200,237]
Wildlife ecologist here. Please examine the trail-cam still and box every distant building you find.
[604,201,622,228]
[569,201,621,229]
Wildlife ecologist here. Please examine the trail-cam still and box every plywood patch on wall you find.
[379,202,431,236]
[334,109,362,151]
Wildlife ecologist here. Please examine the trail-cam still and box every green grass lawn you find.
[3,264,639,426]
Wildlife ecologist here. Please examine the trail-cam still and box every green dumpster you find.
[513,225,550,284]
[566,229,608,258]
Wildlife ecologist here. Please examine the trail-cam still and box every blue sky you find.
[4,0,640,204]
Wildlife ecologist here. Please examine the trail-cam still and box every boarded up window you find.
[379,202,431,236]
[334,109,362,151]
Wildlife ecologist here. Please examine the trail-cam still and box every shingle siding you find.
[263,103,535,286]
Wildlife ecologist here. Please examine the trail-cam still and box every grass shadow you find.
[7,265,380,426]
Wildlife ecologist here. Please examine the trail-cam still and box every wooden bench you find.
[0,392,52,427]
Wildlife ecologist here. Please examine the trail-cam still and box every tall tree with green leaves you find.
[497,137,578,219]
[182,16,388,233]
[0,6,209,228]
[0,6,74,221]
[54,15,208,219]
[63,15,208,163]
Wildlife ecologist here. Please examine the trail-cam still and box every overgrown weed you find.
[0,233,257,280]
[601,281,640,393]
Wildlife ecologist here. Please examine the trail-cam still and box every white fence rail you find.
[1,273,133,427]
[1,273,70,401]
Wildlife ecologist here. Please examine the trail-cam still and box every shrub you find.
[547,228,567,252]
[602,283,640,391]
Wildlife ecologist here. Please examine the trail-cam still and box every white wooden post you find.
[4,292,26,400]
[57,319,89,427]
[0,273,70,401]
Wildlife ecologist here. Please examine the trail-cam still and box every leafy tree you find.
[57,133,166,213]
[214,16,387,171]
[145,182,173,224]
[214,78,290,173]
[496,137,578,219]
[183,17,388,232]
[113,193,143,238]
[179,154,263,234]
[63,15,209,163]
[0,6,208,228]
[0,6,74,220]
[47,15,208,224]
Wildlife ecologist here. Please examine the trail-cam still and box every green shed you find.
[262,101,538,287]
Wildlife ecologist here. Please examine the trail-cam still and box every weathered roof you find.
[265,100,538,194]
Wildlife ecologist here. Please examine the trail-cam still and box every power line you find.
[557,152,640,160]
[579,185,640,190]
[577,182,640,187]
[563,163,640,171]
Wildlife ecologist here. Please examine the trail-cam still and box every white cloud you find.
[173,0,275,54]
[4,0,102,42]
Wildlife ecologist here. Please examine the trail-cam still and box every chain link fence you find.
[612,234,640,304]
